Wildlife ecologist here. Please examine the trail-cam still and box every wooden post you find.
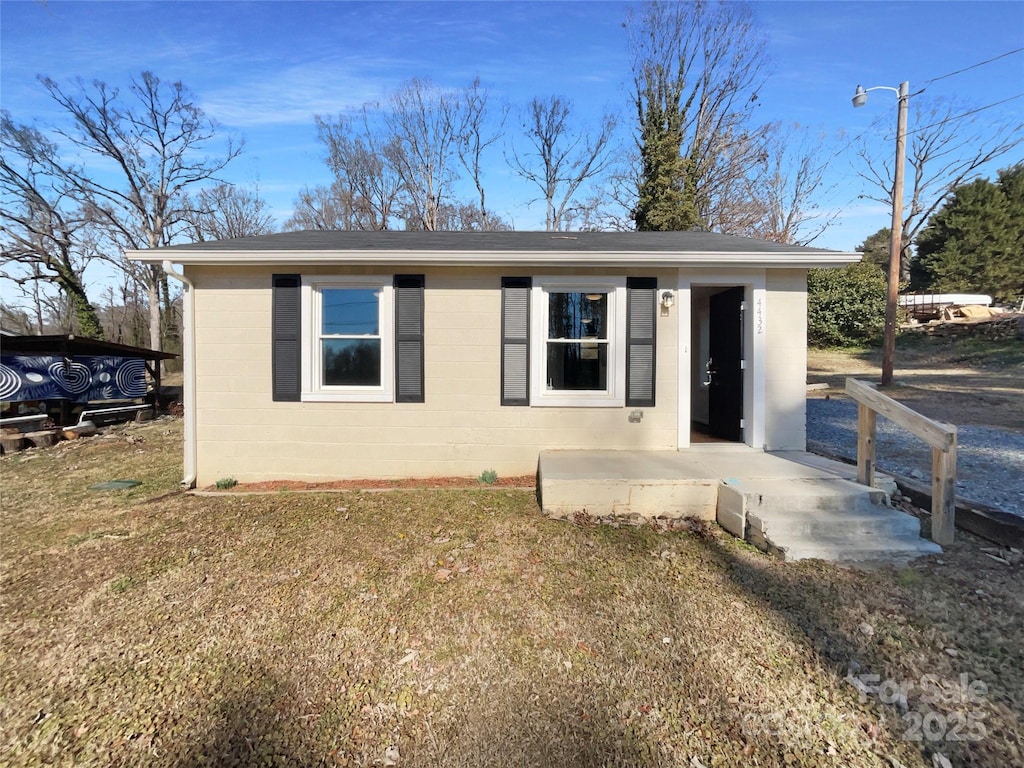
[881,81,910,387]
[856,403,877,488]
[931,436,957,545]
[846,378,957,545]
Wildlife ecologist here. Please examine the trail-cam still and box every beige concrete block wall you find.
[764,269,808,450]
[187,265,679,485]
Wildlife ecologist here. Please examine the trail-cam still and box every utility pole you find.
[881,82,909,386]
[852,80,910,386]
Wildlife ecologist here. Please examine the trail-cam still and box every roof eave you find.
[129,248,861,269]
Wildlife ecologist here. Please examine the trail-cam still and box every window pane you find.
[548,292,607,340]
[322,288,379,335]
[546,342,607,391]
[322,339,381,386]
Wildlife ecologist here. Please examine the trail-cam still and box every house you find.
[131,231,858,490]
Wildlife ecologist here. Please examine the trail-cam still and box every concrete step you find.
[724,476,889,511]
[717,476,942,566]
[747,507,924,539]
[756,536,942,566]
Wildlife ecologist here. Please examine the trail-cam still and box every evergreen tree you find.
[913,164,1024,304]
[855,227,891,274]
[627,1,768,233]
[633,72,701,231]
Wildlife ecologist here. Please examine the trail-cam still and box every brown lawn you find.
[1,418,1021,767]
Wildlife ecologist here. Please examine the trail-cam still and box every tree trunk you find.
[148,263,162,353]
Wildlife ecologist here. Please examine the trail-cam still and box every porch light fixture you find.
[660,290,675,309]
[852,79,910,386]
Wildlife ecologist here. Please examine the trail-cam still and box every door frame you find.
[677,268,767,449]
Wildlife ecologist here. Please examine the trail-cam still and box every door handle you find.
[702,357,714,387]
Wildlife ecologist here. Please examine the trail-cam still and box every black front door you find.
[707,287,744,441]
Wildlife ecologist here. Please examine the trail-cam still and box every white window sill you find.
[532,394,624,408]
[301,391,393,403]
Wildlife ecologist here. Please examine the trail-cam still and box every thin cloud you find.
[200,64,391,128]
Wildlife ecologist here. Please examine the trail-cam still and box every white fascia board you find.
[128,248,861,269]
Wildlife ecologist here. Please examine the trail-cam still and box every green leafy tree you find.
[912,164,1024,304]
[807,262,887,347]
[855,227,890,273]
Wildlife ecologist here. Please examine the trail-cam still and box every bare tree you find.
[313,77,506,232]
[457,77,508,231]
[627,0,770,232]
[510,96,618,231]
[96,279,149,347]
[745,123,836,245]
[314,111,404,230]
[284,184,356,231]
[39,71,242,352]
[856,96,1024,278]
[414,201,512,232]
[184,183,275,242]
[0,112,105,338]
[382,78,467,231]
[0,302,38,335]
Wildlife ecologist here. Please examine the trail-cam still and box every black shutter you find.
[271,274,301,402]
[394,274,425,403]
[626,277,657,407]
[501,277,531,406]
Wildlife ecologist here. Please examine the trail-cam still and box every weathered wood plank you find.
[931,439,957,545]
[845,377,958,546]
[845,378,955,450]
[856,403,877,488]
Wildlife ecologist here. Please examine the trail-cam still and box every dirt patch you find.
[807,335,1024,432]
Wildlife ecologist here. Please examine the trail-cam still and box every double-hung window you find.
[301,276,394,402]
[531,277,627,407]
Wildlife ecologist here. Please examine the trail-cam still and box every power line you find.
[924,47,1024,85]
[904,93,1024,137]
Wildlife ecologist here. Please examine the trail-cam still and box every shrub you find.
[477,469,498,485]
[215,477,238,490]
[807,262,887,347]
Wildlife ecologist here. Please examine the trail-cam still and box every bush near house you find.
[808,262,888,347]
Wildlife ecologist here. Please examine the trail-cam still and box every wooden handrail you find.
[845,378,957,545]
[845,378,955,450]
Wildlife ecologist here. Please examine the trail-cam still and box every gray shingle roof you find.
[151,229,842,254]
[131,230,859,269]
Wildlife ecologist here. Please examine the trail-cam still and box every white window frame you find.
[530,276,627,407]
[300,275,394,402]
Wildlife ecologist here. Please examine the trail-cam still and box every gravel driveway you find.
[806,397,1024,518]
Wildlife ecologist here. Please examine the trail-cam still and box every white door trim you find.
[677,269,767,449]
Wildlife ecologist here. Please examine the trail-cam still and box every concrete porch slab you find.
[537,448,894,520]
[537,448,940,566]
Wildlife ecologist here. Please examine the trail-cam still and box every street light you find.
[853,80,909,386]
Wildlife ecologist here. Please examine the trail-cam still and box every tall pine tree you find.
[912,164,1024,304]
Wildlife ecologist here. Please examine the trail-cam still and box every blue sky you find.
[2,0,1023,255]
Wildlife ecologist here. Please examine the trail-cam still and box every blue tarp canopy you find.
[0,334,176,404]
